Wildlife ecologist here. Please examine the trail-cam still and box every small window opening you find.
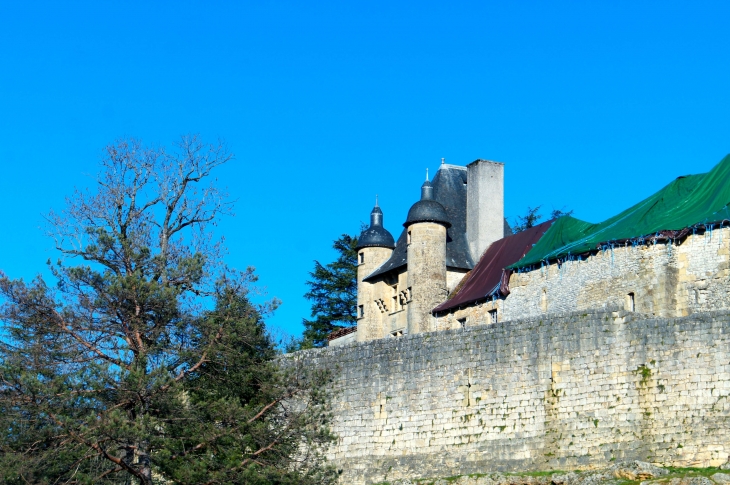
[407,230,412,244]
[488,309,498,324]
[390,285,399,312]
[458,317,467,329]
[391,329,403,338]
[359,252,364,264]
[626,292,635,312]
[540,289,548,313]
[358,304,364,318]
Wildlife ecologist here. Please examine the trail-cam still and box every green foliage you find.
[635,364,652,386]
[300,234,358,348]
[512,206,574,233]
[0,137,336,485]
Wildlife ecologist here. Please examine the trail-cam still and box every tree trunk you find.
[138,440,153,485]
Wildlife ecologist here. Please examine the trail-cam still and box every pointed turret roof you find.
[356,197,396,250]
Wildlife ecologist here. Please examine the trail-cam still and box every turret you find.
[355,198,395,341]
[404,175,450,335]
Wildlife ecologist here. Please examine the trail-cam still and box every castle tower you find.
[466,159,504,261]
[404,177,450,335]
[355,199,395,341]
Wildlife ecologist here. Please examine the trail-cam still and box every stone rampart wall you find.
[505,230,730,320]
[292,309,730,485]
[436,230,730,332]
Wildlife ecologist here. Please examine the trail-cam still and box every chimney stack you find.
[466,159,504,261]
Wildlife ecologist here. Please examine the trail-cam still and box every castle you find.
[297,154,730,484]
[330,154,730,345]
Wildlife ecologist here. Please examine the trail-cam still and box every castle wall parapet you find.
[291,309,730,484]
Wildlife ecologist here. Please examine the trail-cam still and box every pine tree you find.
[301,234,358,348]
[0,137,336,485]
[512,206,574,232]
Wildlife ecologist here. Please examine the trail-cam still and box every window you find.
[626,292,635,312]
[390,285,399,312]
[458,317,467,329]
[488,309,498,324]
[358,305,364,318]
[540,289,548,312]
[359,252,364,264]
[407,231,412,244]
[391,329,404,338]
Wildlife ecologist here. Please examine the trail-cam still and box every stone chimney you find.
[466,159,504,261]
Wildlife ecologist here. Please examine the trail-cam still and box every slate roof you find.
[365,164,475,281]
[357,205,396,249]
[404,180,451,227]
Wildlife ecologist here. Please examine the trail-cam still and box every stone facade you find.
[292,309,730,485]
[436,228,730,330]
[356,246,396,341]
[352,160,504,344]
[467,160,504,260]
[407,222,448,334]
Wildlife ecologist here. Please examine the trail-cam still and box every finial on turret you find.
[426,168,429,181]
[375,194,379,207]
[441,157,445,165]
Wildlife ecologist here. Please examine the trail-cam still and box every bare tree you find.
[0,136,335,485]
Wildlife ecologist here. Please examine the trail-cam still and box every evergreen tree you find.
[513,206,573,232]
[0,137,336,485]
[301,234,358,348]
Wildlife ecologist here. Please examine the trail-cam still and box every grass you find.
[372,466,727,485]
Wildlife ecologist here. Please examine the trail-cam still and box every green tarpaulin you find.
[509,154,730,270]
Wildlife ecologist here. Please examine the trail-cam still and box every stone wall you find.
[436,229,730,331]
[407,222,448,334]
[292,309,730,485]
[356,246,396,341]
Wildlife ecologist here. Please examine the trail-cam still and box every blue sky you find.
[2,1,730,338]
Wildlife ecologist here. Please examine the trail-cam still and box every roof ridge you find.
[438,163,466,171]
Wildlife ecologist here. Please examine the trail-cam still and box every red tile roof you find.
[327,326,358,341]
[432,220,553,314]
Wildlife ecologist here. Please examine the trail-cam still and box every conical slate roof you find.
[404,180,450,227]
[365,164,475,281]
[357,202,395,249]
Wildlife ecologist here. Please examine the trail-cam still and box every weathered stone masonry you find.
[436,229,730,331]
[294,309,730,485]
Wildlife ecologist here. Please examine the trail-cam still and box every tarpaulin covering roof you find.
[433,220,553,314]
[509,154,730,270]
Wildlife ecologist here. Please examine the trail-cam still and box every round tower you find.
[404,177,450,335]
[355,199,395,341]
